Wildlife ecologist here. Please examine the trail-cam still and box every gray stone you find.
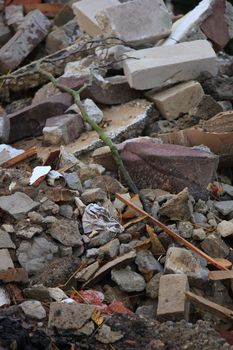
[177,221,193,239]
[88,231,116,248]
[111,266,146,292]
[40,198,59,215]
[189,94,222,121]
[63,172,83,191]
[23,285,50,302]
[146,272,162,299]
[135,304,157,320]
[19,300,46,320]
[223,183,233,197]
[95,324,123,344]
[43,113,84,145]
[165,247,209,287]
[48,302,96,331]
[82,99,103,130]
[76,261,99,282]
[99,238,120,258]
[0,10,51,73]
[86,248,100,258]
[193,212,208,225]
[0,192,39,220]
[59,245,73,257]
[59,205,73,219]
[118,233,132,244]
[200,234,230,258]
[48,287,68,302]
[96,0,172,46]
[28,212,44,224]
[0,249,14,270]
[192,228,206,241]
[157,274,189,321]
[81,188,106,204]
[1,224,14,233]
[135,251,162,275]
[214,201,233,215]
[16,226,43,239]
[159,188,193,221]
[0,230,15,249]
[48,219,83,247]
[17,237,58,274]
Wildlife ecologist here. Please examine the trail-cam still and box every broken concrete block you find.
[0,192,39,220]
[19,300,46,320]
[157,274,189,321]
[217,220,233,237]
[96,0,172,46]
[0,249,14,270]
[1,94,72,143]
[145,81,204,121]
[0,10,51,73]
[72,0,120,37]
[43,113,84,145]
[46,19,82,54]
[48,302,96,331]
[5,5,24,31]
[111,266,146,292]
[123,40,217,90]
[159,188,193,221]
[121,139,219,200]
[164,247,209,287]
[48,219,83,247]
[200,234,230,258]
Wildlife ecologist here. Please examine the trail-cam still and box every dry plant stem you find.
[115,193,228,271]
[37,66,140,197]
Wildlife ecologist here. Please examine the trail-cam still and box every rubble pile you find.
[2,0,233,349]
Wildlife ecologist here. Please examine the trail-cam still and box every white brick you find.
[146,81,204,120]
[72,0,120,37]
[157,274,189,321]
[123,40,217,90]
[96,0,172,46]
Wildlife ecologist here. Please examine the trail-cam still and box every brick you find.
[43,113,84,145]
[121,139,219,200]
[72,0,119,37]
[1,94,72,143]
[96,0,172,46]
[157,274,189,321]
[0,10,51,73]
[146,81,204,121]
[123,40,217,90]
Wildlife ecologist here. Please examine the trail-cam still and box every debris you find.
[0,146,37,168]
[95,324,123,344]
[81,188,107,204]
[0,268,28,283]
[111,266,146,292]
[123,40,217,90]
[159,188,193,221]
[0,230,15,249]
[19,300,46,320]
[29,166,51,186]
[0,192,39,220]
[76,261,99,282]
[145,80,204,121]
[157,274,189,321]
[0,249,14,270]
[217,220,233,237]
[135,251,163,276]
[200,234,230,258]
[208,270,233,281]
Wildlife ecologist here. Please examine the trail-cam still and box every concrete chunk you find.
[0,10,51,73]
[157,274,189,321]
[123,40,217,90]
[146,81,204,121]
[72,0,120,37]
[96,0,172,46]
[0,192,39,220]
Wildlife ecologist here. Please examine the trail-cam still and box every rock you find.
[135,304,157,320]
[177,221,193,239]
[4,5,24,30]
[0,10,51,74]
[63,173,83,192]
[193,212,207,225]
[46,19,81,54]
[146,81,204,121]
[121,139,219,200]
[96,0,172,46]
[59,205,73,219]
[1,224,14,233]
[189,94,223,121]
[48,287,68,302]
[157,274,189,322]
[0,230,15,249]
[0,192,39,220]
[111,266,146,292]
[99,239,120,258]
[200,234,230,258]
[0,16,12,47]
[135,251,162,275]
[214,201,233,216]
[48,219,83,247]
[40,198,59,215]
[48,302,96,331]
[59,246,73,257]
[222,183,233,197]
[0,249,14,270]
[82,99,103,130]
[90,175,127,196]
[159,188,193,221]
[19,300,46,320]
[23,285,51,302]
[123,40,217,90]
[192,228,206,241]
[54,3,75,27]
[217,220,233,237]
[1,94,72,143]
[16,226,43,239]
[96,324,123,344]
[164,247,209,287]
[81,188,107,204]
[146,272,162,299]
[28,212,44,224]
[88,231,116,248]
[17,237,58,274]
[76,261,99,282]
[84,250,136,286]
[43,113,84,145]
[0,268,28,283]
